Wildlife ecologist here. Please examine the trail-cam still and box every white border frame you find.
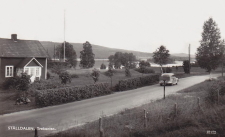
[5,65,14,77]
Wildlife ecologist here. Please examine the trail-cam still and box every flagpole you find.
[64,10,66,62]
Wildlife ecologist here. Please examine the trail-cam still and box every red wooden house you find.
[0,34,48,82]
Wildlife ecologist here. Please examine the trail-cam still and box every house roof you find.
[16,57,43,68]
[0,38,48,58]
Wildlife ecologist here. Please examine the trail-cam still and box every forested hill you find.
[40,41,153,59]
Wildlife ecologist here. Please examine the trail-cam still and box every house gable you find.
[27,60,39,66]
[16,57,43,68]
[25,58,43,67]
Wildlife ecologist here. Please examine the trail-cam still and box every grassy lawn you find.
[53,69,152,87]
[0,66,222,115]
[47,77,225,137]
[0,89,39,115]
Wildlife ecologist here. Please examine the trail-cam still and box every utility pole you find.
[189,44,191,74]
[63,10,66,62]
[54,44,55,62]
[222,42,225,77]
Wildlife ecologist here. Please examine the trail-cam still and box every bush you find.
[134,67,155,74]
[59,71,71,84]
[35,83,112,106]
[183,60,191,73]
[29,79,63,91]
[2,73,31,91]
[116,74,160,91]
[125,68,131,77]
[162,67,172,73]
[100,63,106,69]
[165,67,172,73]
[2,77,19,90]
[91,69,100,83]
[16,73,31,91]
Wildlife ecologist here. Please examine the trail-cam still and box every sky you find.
[0,0,225,55]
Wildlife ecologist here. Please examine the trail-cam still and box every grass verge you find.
[46,77,225,137]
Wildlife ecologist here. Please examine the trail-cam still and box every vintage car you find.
[159,73,179,86]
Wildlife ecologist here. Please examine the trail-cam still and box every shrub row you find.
[30,80,63,91]
[162,67,172,73]
[116,74,160,91]
[35,83,112,106]
[134,67,155,74]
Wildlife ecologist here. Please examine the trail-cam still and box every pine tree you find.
[80,41,95,68]
[196,18,224,76]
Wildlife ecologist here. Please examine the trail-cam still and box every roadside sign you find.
[159,76,170,100]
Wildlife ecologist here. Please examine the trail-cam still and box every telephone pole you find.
[189,44,191,74]
[54,44,55,62]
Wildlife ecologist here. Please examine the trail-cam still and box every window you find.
[5,66,14,77]
[24,67,41,77]
[30,68,35,76]
[36,68,39,76]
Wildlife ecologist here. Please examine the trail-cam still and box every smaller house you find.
[0,34,48,82]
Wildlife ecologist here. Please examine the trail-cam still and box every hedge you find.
[116,74,160,91]
[134,67,155,74]
[35,83,111,106]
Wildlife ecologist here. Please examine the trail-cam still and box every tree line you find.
[52,17,225,77]
[55,41,95,69]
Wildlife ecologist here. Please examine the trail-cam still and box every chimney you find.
[11,34,17,41]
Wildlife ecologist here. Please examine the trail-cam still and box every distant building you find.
[0,34,48,82]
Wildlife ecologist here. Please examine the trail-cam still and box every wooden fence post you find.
[34,128,38,137]
[174,103,177,116]
[144,109,147,128]
[99,117,104,137]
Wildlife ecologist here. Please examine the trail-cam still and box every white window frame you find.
[5,66,14,77]
[24,66,42,78]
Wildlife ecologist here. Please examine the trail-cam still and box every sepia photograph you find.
[0,0,225,137]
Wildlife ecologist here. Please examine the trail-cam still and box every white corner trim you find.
[24,57,43,68]
[45,58,47,79]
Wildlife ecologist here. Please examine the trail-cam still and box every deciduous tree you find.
[108,52,136,69]
[56,42,77,68]
[80,41,95,68]
[153,45,170,73]
[196,18,224,77]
